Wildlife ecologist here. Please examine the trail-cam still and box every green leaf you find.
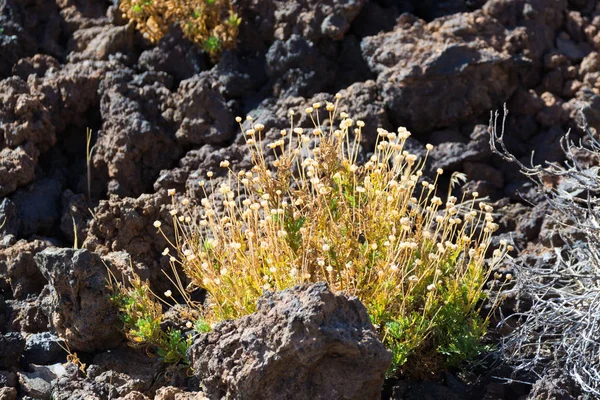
[227,13,242,27]
[195,319,211,333]
[203,36,221,53]
[157,329,190,364]
[284,214,306,252]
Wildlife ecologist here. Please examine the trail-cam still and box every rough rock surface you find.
[390,380,462,400]
[138,29,208,83]
[527,368,580,400]
[188,282,391,400]
[264,34,337,97]
[82,193,171,289]
[0,294,7,333]
[23,332,64,365]
[170,72,235,146]
[0,0,56,79]
[0,59,119,196]
[50,363,119,400]
[154,386,209,400]
[93,69,180,197]
[233,0,366,48]
[34,248,122,352]
[0,387,17,400]
[18,364,65,400]
[11,178,63,237]
[1,0,599,397]
[0,332,25,370]
[361,11,520,133]
[0,239,50,300]
[6,295,51,334]
[482,0,567,62]
[67,23,135,62]
[90,346,162,393]
[50,347,164,400]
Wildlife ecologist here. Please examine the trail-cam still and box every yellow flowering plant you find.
[116,96,508,377]
[119,0,241,61]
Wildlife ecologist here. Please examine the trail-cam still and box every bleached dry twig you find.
[490,107,600,396]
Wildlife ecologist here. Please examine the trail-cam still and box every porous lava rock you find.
[0,0,60,79]
[265,34,337,98]
[90,346,162,393]
[11,178,63,237]
[50,347,164,399]
[389,380,463,400]
[0,332,25,370]
[232,0,366,50]
[482,0,567,62]
[188,282,391,400]
[82,193,170,290]
[34,248,122,353]
[0,387,17,400]
[67,23,135,62]
[18,364,63,400]
[23,332,64,365]
[154,386,209,400]
[0,239,50,300]
[138,28,208,82]
[50,363,121,400]
[169,72,235,146]
[362,11,521,133]
[58,0,112,35]
[93,69,180,197]
[0,59,119,196]
[527,368,581,400]
[6,294,51,334]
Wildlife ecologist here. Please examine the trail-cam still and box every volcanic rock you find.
[188,282,391,400]
[34,248,122,352]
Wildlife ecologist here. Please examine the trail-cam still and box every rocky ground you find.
[1,0,599,398]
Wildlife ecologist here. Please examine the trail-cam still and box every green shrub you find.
[166,98,508,376]
[109,276,191,365]
[119,0,241,61]
[117,97,507,377]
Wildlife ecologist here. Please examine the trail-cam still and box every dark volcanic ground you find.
[1,0,599,398]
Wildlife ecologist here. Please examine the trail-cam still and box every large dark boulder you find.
[93,68,180,197]
[34,248,122,353]
[362,11,522,133]
[188,282,391,400]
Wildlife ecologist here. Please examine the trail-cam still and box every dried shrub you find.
[119,0,241,61]
[490,107,600,396]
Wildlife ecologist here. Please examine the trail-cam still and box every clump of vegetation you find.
[119,0,241,61]
[114,97,507,377]
[109,276,192,365]
[161,97,508,377]
[491,108,600,396]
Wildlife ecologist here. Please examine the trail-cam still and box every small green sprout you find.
[203,35,221,54]
[194,319,212,333]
